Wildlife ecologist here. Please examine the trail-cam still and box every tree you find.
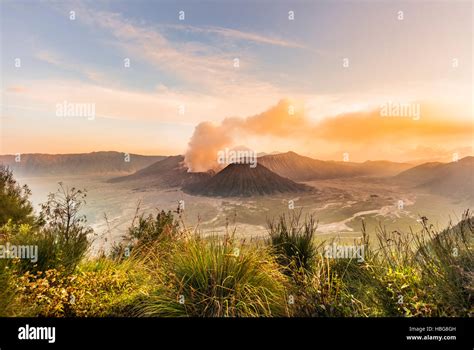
[0,166,35,226]
[36,183,92,272]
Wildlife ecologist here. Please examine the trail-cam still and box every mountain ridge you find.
[0,151,165,176]
[258,151,413,180]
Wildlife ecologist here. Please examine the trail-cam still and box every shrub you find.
[130,210,178,241]
[360,212,473,316]
[0,259,18,316]
[0,184,92,275]
[0,221,55,274]
[112,210,179,259]
[13,259,153,317]
[377,265,436,316]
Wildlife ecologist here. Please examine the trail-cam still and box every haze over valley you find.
[3,150,471,253]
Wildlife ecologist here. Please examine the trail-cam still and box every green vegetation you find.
[110,209,179,259]
[268,210,317,271]
[0,167,472,317]
[133,236,288,317]
[0,166,35,226]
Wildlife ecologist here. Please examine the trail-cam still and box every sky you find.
[0,0,472,163]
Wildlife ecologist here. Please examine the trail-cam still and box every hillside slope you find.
[258,151,412,180]
[184,162,311,197]
[110,155,212,187]
[395,157,474,199]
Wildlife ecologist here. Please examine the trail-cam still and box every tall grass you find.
[133,235,289,317]
[267,210,317,272]
[268,210,473,317]
[413,212,473,316]
[348,211,474,316]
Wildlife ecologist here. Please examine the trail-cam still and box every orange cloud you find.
[184,99,473,170]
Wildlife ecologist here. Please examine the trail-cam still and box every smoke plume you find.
[184,99,306,171]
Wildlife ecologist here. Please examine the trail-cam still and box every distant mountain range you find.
[258,151,413,180]
[183,163,311,197]
[0,152,165,176]
[395,156,474,199]
[3,151,471,200]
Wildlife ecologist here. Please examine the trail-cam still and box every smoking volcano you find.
[183,162,311,197]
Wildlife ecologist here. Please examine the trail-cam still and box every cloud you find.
[316,108,470,143]
[35,50,63,66]
[63,5,295,94]
[73,9,236,90]
[2,79,282,126]
[184,99,473,171]
[34,50,105,84]
[162,24,307,49]
[184,99,307,171]
[5,2,470,159]
[6,86,28,93]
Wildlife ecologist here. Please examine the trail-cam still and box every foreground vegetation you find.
[0,166,472,317]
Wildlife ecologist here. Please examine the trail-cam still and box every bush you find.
[0,258,18,316]
[112,210,179,259]
[1,221,55,274]
[0,184,93,275]
[129,210,178,243]
[13,259,153,317]
[355,212,473,317]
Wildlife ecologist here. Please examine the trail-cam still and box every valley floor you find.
[17,175,473,254]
